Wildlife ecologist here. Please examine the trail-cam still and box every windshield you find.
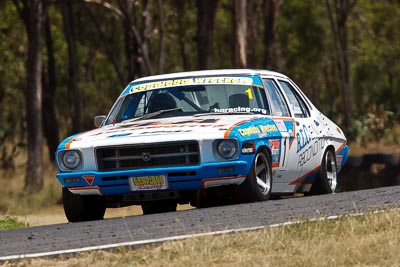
[105,76,270,125]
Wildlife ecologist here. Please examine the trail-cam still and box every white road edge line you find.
[0,209,390,261]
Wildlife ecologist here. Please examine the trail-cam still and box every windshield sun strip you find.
[121,75,263,96]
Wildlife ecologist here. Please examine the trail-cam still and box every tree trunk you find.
[245,1,261,68]
[42,0,59,162]
[263,0,281,70]
[61,0,83,133]
[119,0,153,79]
[84,0,154,78]
[141,0,153,75]
[173,0,190,70]
[325,0,356,127]
[196,0,219,69]
[23,0,44,192]
[157,0,165,74]
[121,0,139,80]
[83,3,125,85]
[233,0,247,68]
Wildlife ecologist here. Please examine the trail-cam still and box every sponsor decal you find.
[297,138,327,168]
[241,142,255,154]
[129,76,254,93]
[259,124,278,133]
[130,79,191,92]
[194,77,253,85]
[213,106,267,115]
[238,124,278,137]
[296,125,312,153]
[269,139,281,167]
[274,120,287,132]
[239,126,260,136]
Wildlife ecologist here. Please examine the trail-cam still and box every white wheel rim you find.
[326,151,337,192]
[255,153,271,195]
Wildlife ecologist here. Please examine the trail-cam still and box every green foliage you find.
[0,216,29,230]
[352,1,400,120]
[280,1,335,116]
[0,0,399,163]
[351,104,398,146]
[0,3,27,169]
[213,0,235,68]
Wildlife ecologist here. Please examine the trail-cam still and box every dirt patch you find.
[14,204,193,227]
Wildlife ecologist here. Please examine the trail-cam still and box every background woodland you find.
[0,0,399,191]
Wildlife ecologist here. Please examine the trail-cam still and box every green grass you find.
[4,209,400,266]
[0,216,28,230]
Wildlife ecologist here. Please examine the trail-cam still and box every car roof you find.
[131,69,288,84]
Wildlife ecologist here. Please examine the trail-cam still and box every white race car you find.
[56,69,349,222]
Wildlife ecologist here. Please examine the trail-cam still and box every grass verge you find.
[3,209,400,266]
[0,216,28,230]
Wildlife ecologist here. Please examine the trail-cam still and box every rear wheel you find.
[62,188,106,222]
[236,149,272,202]
[309,149,337,195]
[141,201,177,215]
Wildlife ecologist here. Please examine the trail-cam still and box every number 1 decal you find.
[245,88,253,100]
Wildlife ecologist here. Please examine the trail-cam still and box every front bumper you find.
[57,160,249,196]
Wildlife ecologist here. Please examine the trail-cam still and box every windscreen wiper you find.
[194,111,254,117]
[122,107,183,124]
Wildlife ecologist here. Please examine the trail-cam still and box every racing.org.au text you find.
[213,106,267,114]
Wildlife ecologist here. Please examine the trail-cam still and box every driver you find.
[147,93,178,113]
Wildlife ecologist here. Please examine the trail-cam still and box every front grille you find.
[96,141,200,171]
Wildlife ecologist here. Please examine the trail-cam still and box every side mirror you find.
[94,115,106,127]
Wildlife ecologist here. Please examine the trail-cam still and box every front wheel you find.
[309,149,337,195]
[236,149,272,202]
[62,188,106,222]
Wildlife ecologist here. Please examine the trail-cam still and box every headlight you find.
[62,150,81,170]
[217,140,237,159]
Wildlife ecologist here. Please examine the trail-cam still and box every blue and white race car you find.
[56,69,349,222]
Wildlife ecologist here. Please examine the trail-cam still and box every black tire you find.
[141,201,177,215]
[309,148,337,195]
[236,149,272,202]
[62,188,106,222]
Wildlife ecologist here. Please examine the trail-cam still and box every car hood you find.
[59,114,268,149]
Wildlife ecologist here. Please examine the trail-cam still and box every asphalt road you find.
[1,185,400,260]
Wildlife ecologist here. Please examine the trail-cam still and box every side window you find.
[262,79,290,117]
[278,81,310,118]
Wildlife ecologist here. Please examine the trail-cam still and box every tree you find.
[196,0,219,69]
[278,1,327,104]
[245,1,263,68]
[42,0,59,162]
[263,0,282,70]
[325,0,357,127]
[170,0,194,70]
[61,0,83,133]
[84,0,155,79]
[83,3,125,85]
[233,0,247,68]
[156,0,165,74]
[13,0,44,192]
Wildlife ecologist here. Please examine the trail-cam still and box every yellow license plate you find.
[129,175,168,191]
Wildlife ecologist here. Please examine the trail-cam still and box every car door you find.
[261,78,297,192]
[276,79,322,190]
